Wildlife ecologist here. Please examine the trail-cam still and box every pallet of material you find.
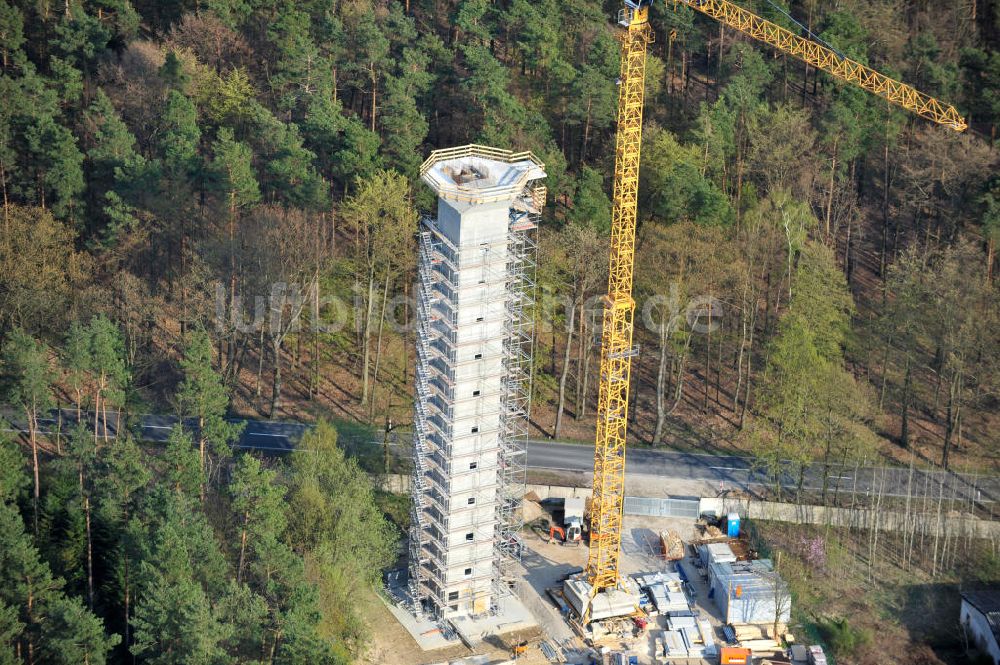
[666,611,697,631]
[740,638,780,651]
[659,530,685,560]
[663,630,687,658]
[698,618,718,657]
[733,624,765,641]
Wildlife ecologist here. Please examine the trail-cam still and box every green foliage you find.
[208,127,259,210]
[175,328,243,458]
[0,473,118,664]
[84,88,147,242]
[251,106,329,208]
[567,166,611,233]
[0,436,26,503]
[342,168,416,278]
[0,328,54,418]
[816,616,872,658]
[302,94,379,190]
[750,242,873,495]
[130,488,232,664]
[0,206,81,333]
[162,426,203,499]
[229,453,285,542]
[286,421,397,652]
[0,2,26,69]
[87,315,130,409]
[641,127,732,226]
[960,47,1000,129]
[158,90,201,177]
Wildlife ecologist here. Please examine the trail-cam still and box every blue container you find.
[726,512,741,538]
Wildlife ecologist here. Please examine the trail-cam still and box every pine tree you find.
[0,328,54,534]
[86,316,129,445]
[162,426,202,500]
[158,90,201,179]
[228,454,285,584]
[175,329,243,503]
[83,88,147,242]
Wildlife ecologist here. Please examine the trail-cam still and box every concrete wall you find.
[961,601,1000,664]
[386,475,1000,539]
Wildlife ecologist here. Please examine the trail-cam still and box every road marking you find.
[144,425,172,430]
[245,433,289,438]
[529,465,590,473]
[831,475,853,480]
[709,466,746,472]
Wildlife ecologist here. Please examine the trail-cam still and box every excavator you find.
[582,0,966,623]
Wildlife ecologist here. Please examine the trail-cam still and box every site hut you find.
[961,590,1000,664]
[709,559,791,626]
[407,145,545,620]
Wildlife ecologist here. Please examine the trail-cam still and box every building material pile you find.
[659,530,684,560]
[658,614,718,660]
[699,542,737,567]
[561,576,641,623]
[633,572,687,615]
[705,524,724,538]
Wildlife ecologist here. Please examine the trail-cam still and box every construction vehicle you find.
[582,0,965,624]
[549,497,586,545]
[719,646,753,665]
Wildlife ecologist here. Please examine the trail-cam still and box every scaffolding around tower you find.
[408,145,545,620]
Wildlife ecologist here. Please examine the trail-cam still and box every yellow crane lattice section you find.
[675,0,967,132]
[586,0,966,603]
[585,6,653,595]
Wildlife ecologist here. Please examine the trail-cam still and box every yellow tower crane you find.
[586,0,965,605]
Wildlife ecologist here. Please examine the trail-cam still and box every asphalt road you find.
[2,409,303,453]
[525,440,1000,504]
[4,410,997,504]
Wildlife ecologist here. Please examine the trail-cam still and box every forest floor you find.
[221,324,999,475]
[208,212,999,476]
[753,520,974,665]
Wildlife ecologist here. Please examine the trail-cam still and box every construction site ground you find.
[366,507,783,665]
[518,512,734,665]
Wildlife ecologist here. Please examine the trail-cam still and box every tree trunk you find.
[653,318,669,444]
[237,511,249,584]
[198,415,206,504]
[825,138,838,237]
[93,389,101,445]
[269,339,282,418]
[311,277,320,399]
[580,335,593,418]
[361,270,376,404]
[369,63,377,132]
[900,355,912,448]
[28,406,39,536]
[84,494,94,609]
[942,371,960,470]
[554,301,577,438]
[702,301,712,413]
[581,97,592,163]
[574,301,586,415]
[369,277,392,422]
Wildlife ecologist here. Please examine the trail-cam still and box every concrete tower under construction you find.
[409,145,545,619]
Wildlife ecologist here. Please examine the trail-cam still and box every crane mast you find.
[585,0,966,602]
[585,3,653,595]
